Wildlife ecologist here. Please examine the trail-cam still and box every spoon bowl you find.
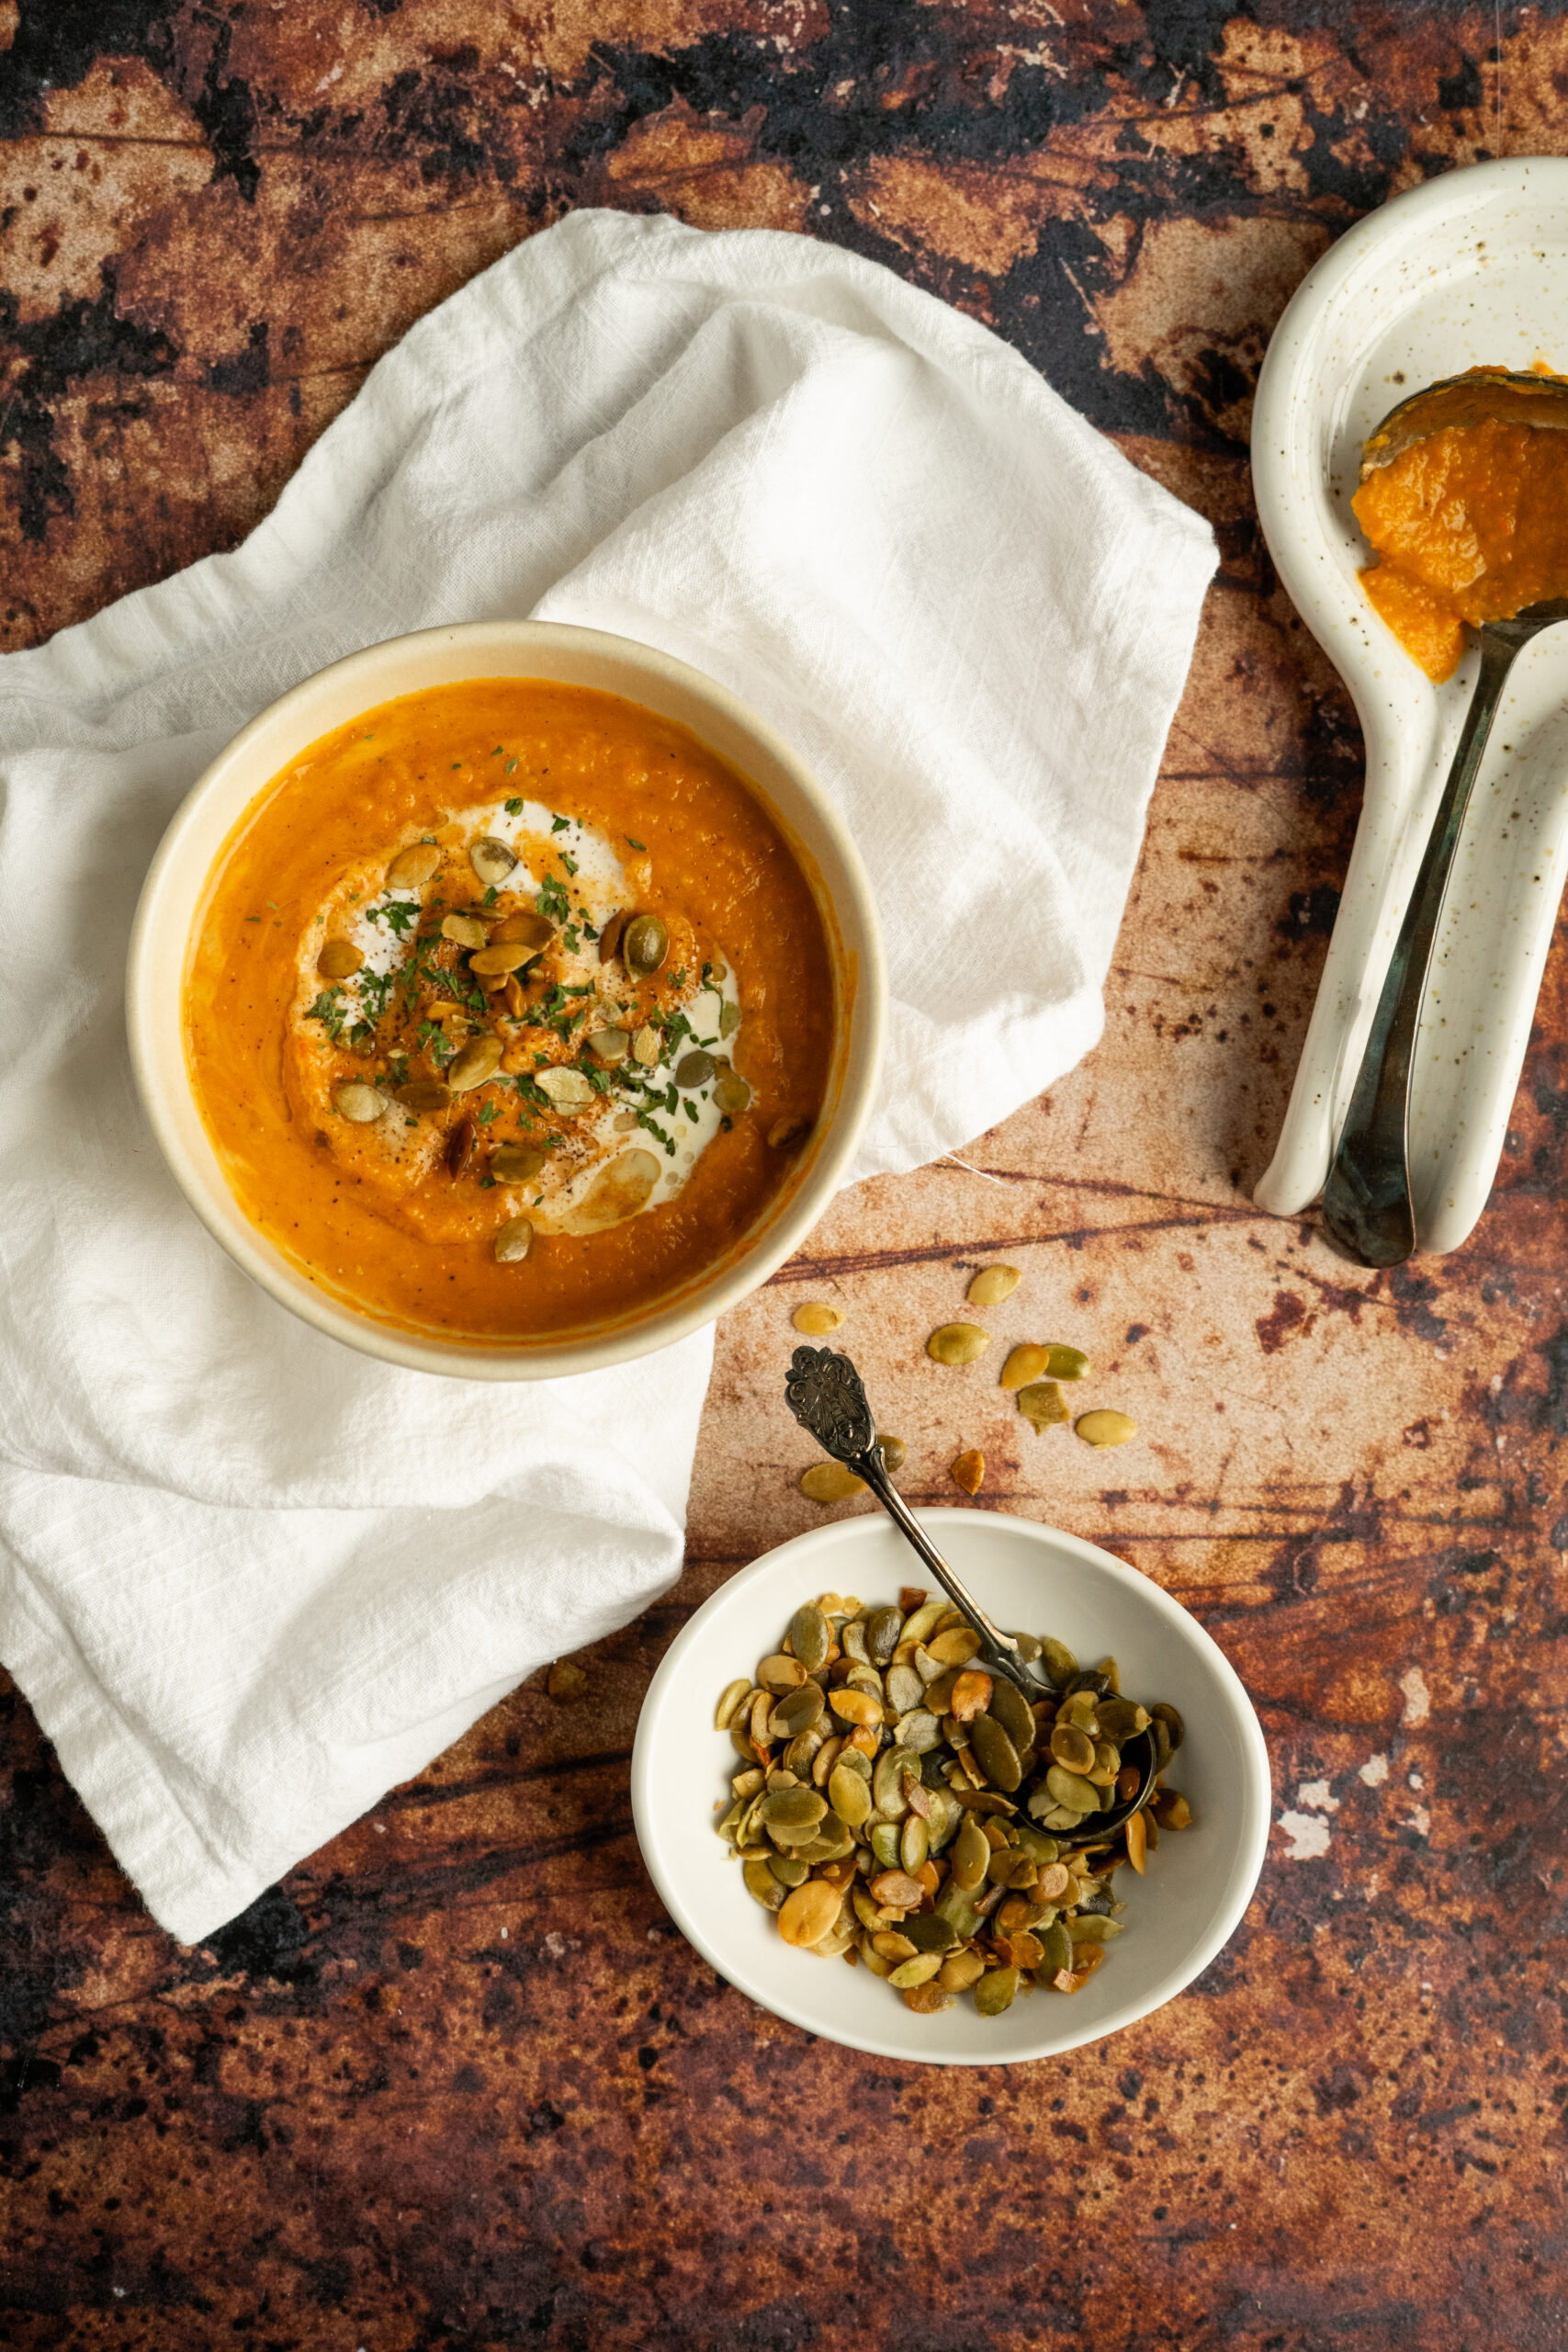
[1359,365,1568,474]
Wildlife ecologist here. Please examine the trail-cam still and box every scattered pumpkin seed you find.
[975,1964,1020,2017]
[876,1434,907,1474]
[1043,1345,1091,1381]
[446,1115,476,1180]
[632,1025,661,1067]
[1075,1409,1137,1448]
[950,1447,985,1496]
[317,938,363,979]
[793,1303,844,1336]
[587,1027,630,1066]
[778,1880,841,1947]
[492,1216,534,1264]
[713,1068,751,1115]
[928,1322,989,1366]
[469,836,516,888]
[441,912,489,950]
[546,1659,587,1701]
[387,842,440,889]
[719,999,742,1038]
[333,1081,388,1123]
[967,1264,1021,1307]
[1017,1380,1069,1434]
[491,907,555,949]
[999,1344,1050,1391]
[715,1679,750,1731]
[396,1080,452,1113]
[622,913,669,975]
[471,940,538,975]
[800,1462,865,1504]
[674,1049,716,1088]
[448,1035,503,1091]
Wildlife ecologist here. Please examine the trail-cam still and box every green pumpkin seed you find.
[396,1080,452,1113]
[899,1815,929,1874]
[713,1069,751,1115]
[1066,1913,1123,1943]
[1150,1702,1185,1753]
[491,1142,547,1183]
[441,912,490,949]
[800,1820,854,1862]
[864,1604,902,1664]
[1040,1638,1078,1688]
[902,1912,959,1954]
[829,1763,872,1829]
[674,1049,716,1088]
[896,1708,942,1755]
[744,1860,785,1911]
[587,1027,629,1065]
[975,1964,1020,2017]
[1017,1380,1069,1433]
[969,1713,1022,1793]
[789,1601,830,1672]
[799,1462,866,1504]
[317,938,364,979]
[493,1216,534,1264]
[1098,1697,1150,1740]
[1045,1764,1098,1812]
[631,1024,660,1067]
[1036,1921,1073,1979]
[869,1823,901,1870]
[769,1681,825,1738]
[622,913,669,974]
[1050,1724,1096,1774]
[987,1675,1035,1751]
[387,842,440,889]
[966,1264,1021,1307]
[1075,1408,1137,1447]
[761,1786,828,1833]
[1009,1630,1043,1663]
[1043,1345,1090,1381]
[535,1065,596,1113]
[333,1081,387,1123]
[469,836,516,888]
[927,1322,989,1366]
[887,1953,943,1989]
[714,1678,750,1731]
[448,1034,503,1091]
[952,1815,989,1892]
[768,1855,809,1887]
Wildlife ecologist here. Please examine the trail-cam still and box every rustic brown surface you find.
[4,4,1568,2347]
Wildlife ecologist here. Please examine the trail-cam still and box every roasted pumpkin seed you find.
[587,1027,629,1066]
[491,1142,547,1184]
[967,1264,1021,1307]
[714,1069,751,1115]
[396,1080,452,1113]
[999,1344,1051,1391]
[714,1592,1188,2020]
[448,1035,503,1091]
[317,938,364,979]
[927,1322,989,1366]
[387,842,440,888]
[1075,1408,1137,1447]
[492,1216,533,1264]
[674,1048,716,1088]
[1017,1381,1069,1434]
[333,1081,388,1123]
[631,1024,660,1067]
[492,907,555,949]
[622,913,669,974]
[469,835,516,887]
[949,1447,985,1496]
[535,1066,596,1113]
[792,1303,845,1336]
[441,912,489,950]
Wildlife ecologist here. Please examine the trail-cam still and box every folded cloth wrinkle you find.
[0,207,1214,1941]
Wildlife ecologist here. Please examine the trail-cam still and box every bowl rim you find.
[631,1508,1274,2067]
[126,619,886,1382]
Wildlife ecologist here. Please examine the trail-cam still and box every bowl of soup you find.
[128,621,884,1378]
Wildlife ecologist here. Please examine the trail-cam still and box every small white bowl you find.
[633,1510,1271,2066]
[126,620,884,1380]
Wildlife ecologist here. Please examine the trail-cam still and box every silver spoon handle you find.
[847,1446,1032,1690]
[1323,625,1520,1267]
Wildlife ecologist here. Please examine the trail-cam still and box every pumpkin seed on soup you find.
[622,913,669,975]
[333,1081,388,1123]
[712,1594,1190,2018]
[387,842,440,889]
[713,1068,751,1115]
[317,938,363,979]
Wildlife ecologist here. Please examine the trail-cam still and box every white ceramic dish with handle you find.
[632,1510,1271,2066]
[127,619,885,1380]
[1253,158,1568,1250]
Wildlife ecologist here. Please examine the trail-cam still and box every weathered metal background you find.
[4,2,1567,2346]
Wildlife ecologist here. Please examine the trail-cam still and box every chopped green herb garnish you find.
[307,987,346,1043]
[626,836,645,852]
[484,884,498,906]
[244,915,262,922]
[504,797,524,817]
[550,814,570,833]
[476,1102,499,1125]
[537,874,570,924]
[491,745,504,758]
[683,1098,699,1122]
[702,962,714,987]
[562,924,580,953]
[559,851,579,877]
[367,898,420,937]
[504,757,518,775]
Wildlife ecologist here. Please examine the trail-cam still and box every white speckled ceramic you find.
[633,1511,1271,2066]
[1253,159,1568,1252]
[127,620,885,1379]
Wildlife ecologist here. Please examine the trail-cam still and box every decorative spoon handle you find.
[783,1343,1036,1694]
[1323,616,1535,1267]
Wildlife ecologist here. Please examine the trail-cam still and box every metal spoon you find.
[783,1342,1156,1849]
[1323,369,1568,1267]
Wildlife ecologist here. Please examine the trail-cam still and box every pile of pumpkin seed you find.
[714,1591,1190,2017]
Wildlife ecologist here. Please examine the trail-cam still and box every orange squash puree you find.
[185,678,838,1344]
[1355,391,1568,684]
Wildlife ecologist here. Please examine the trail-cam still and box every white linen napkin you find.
[0,209,1214,1942]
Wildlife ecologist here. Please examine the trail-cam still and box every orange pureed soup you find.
[186,679,839,1342]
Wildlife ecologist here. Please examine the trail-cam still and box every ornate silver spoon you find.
[783,1342,1156,1848]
